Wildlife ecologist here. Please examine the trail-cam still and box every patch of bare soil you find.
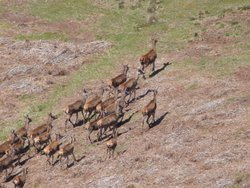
[0,6,250,188]
[0,38,111,122]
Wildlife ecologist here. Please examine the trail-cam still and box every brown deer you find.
[28,113,57,145]
[0,130,21,157]
[33,130,51,153]
[107,64,129,95]
[5,135,26,165]
[139,38,158,77]
[43,133,62,166]
[96,95,117,118]
[118,68,144,105]
[15,115,32,146]
[0,140,12,157]
[83,87,105,121]
[0,145,17,181]
[13,168,28,188]
[64,89,88,128]
[106,135,117,159]
[96,102,124,141]
[141,90,157,132]
[84,118,100,143]
[58,136,77,168]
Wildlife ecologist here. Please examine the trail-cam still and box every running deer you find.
[95,92,118,118]
[64,89,88,128]
[141,90,157,132]
[43,133,62,166]
[28,113,57,145]
[106,135,117,159]
[58,136,77,168]
[96,102,124,141]
[107,64,129,95]
[33,130,51,152]
[139,38,158,77]
[83,87,105,121]
[9,115,32,145]
[118,68,144,105]
[0,146,17,181]
[84,118,100,143]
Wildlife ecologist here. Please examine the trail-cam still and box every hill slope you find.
[0,1,249,187]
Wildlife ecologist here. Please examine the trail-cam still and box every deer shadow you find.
[2,170,21,182]
[76,155,85,163]
[149,62,171,78]
[149,111,169,129]
[136,89,154,101]
[117,111,138,128]
[19,154,32,166]
[73,119,85,127]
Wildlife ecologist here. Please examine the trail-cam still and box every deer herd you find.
[0,38,161,187]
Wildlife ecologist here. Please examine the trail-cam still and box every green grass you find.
[0,0,250,140]
[29,0,101,22]
[231,173,250,188]
[15,32,69,41]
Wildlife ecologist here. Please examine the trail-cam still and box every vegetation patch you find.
[15,32,69,41]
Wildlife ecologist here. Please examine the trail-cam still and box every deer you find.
[95,92,118,118]
[0,145,17,181]
[43,133,62,166]
[83,87,105,121]
[106,135,117,159]
[0,140,12,158]
[96,102,124,141]
[139,38,158,78]
[0,130,25,158]
[8,135,27,165]
[141,90,158,132]
[118,68,144,105]
[7,115,31,145]
[28,113,57,145]
[33,130,51,153]
[57,136,77,168]
[64,89,88,128]
[13,168,28,188]
[107,64,129,95]
[7,130,19,144]
[84,118,100,143]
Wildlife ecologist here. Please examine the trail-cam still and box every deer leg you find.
[68,114,74,126]
[81,110,85,121]
[51,155,54,166]
[152,60,155,72]
[47,155,51,165]
[142,66,146,79]
[27,138,31,148]
[72,152,77,162]
[75,112,78,125]
[112,148,115,158]
[106,147,109,160]
[134,89,137,101]
[128,92,132,104]
[152,111,156,124]
[98,128,103,141]
[112,126,118,138]
[146,115,150,128]
[4,169,8,181]
[88,130,93,143]
[66,156,69,168]
[141,115,146,133]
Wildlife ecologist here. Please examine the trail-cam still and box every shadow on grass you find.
[149,62,171,78]
[150,111,169,129]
